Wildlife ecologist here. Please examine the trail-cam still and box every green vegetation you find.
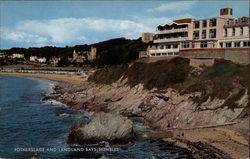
[93,38,147,67]
[0,58,25,66]
[88,57,191,89]
[1,38,147,67]
[58,57,71,67]
[88,63,129,84]
[88,57,249,110]
[179,59,249,109]
[123,57,190,89]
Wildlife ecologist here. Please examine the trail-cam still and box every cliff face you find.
[54,57,249,131]
[54,81,248,131]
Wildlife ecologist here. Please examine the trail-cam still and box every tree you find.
[58,57,70,67]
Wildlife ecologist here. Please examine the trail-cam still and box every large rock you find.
[67,112,134,144]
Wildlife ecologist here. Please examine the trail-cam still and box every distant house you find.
[73,47,97,63]
[0,52,6,58]
[12,53,24,59]
[73,50,85,63]
[29,56,37,62]
[141,32,154,43]
[67,57,73,62]
[88,47,97,61]
[37,57,46,63]
[50,57,61,66]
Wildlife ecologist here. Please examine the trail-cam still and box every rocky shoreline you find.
[47,80,249,159]
[2,72,248,158]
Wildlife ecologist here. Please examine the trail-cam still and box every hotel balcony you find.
[156,27,188,34]
[154,37,188,43]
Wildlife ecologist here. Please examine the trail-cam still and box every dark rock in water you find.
[68,112,134,145]
[42,93,60,101]
[42,96,52,101]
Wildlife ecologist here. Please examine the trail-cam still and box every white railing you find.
[156,28,188,34]
[149,49,179,54]
[149,52,179,57]
[154,37,188,43]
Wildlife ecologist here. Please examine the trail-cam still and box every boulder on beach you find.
[67,111,134,144]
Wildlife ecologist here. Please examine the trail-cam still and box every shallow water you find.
[0,75,191,159]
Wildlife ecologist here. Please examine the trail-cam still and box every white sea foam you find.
[59,113,70,117]
[43,99,67,107]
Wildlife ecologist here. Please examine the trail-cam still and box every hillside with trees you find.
[1,38,147,67]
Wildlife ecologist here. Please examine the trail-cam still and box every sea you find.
[0,75,192,159]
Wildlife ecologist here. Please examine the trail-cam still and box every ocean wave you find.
[43,99,67,107]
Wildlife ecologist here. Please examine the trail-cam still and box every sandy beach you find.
[0,72,86,84]
[166,124,249,159]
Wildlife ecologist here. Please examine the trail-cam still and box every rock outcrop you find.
[67,112,134,144]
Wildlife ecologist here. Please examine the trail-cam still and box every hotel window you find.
[241,17,247,23]
[183,32,188,37]
[202,20,207,27]
[220,42,223,48]
[243,41,250,47]
[234,42,240,47]
[194,21,200,28]
[166,45,171,49]
[209,19,217,27]
[159,45,164,49]
[209,29,216,38]
[225,42,232,48]
[224,29,228,37]
[201,41,207,48]
[162,53,167,56]
[235,19,238,24]
[193,31,199,39]
[156,53,161,56]
[202,30,206,39]
[151,53,156,56]
[174,52,179,56]
[226,21,229,25]
[230,9,233,15]
[173,44,178,48]
[168,53,173,56]
[192,42,195,48]
[232,28,235,36]
[183,42,189,48]
[240,27,243,35]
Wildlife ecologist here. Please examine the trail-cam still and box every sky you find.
[0,0,248,49]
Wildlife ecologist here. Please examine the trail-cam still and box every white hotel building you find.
[142,8,250,58]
